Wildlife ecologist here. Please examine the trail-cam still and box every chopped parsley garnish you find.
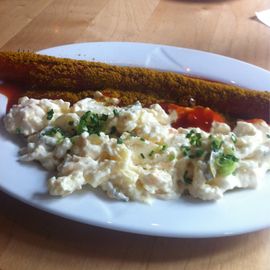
[113,109,119,117]
[181,145,204,159]
[140,153,145,159]
[156,144,168,153]
[43,127,65,137]
[100,114,108,121]
[117,138,123,144]
[181,145,190,157]
[140,137,145,142]
[211,136,223,152]
[148,144,168,158]
[189,148,204,158]
[46,109,54,120]
[183,171,192,185]
[42,127,65,144]
[76,111,108,135]
[215,153,239,176]
[231,133,237,143]
[160,144,168,151]
[186,130,202,147]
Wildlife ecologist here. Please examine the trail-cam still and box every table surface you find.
[0,0,270,269]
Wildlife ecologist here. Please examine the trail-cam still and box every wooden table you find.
[1,1,270,269]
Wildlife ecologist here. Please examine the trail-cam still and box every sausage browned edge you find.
[0,51,269,121]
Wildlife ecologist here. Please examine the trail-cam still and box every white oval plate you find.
[1,42,270,238]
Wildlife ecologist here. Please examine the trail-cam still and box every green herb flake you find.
[140,137,145,142]
[43,127,65,137]
[76,111,108,135]
[46,109,54,120]
[215,153,239,176]
[186,129,195,139]
[15,127,21,134]
[183,171,192,185]
[100,114,109,121]
[186,130,202,147]
[231,133,237,143]
[211,137,223,152]
[113,109,119,117]
[148,150,155,157]
[140,153,145,159]
[181,145,190,157]
[117,138,123,144]
[188,148,205,159]
[161,144,168,151]
[194,149,204,158]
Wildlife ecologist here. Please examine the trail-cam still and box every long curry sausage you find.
[0,51,269,121]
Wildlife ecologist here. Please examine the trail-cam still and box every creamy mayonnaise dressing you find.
[4,95,270,203]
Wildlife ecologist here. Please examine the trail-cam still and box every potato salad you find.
[4,94,270,203]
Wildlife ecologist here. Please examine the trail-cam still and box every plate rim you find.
[38,41,270,75]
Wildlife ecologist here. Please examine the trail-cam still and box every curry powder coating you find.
[0,51,269,121]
